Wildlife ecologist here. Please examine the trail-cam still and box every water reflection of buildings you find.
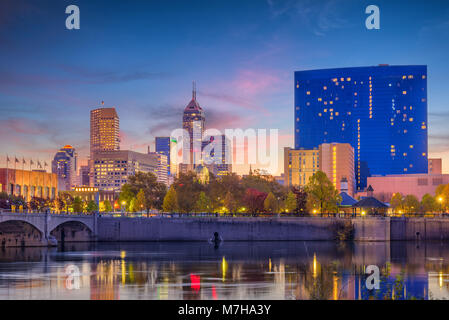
[1,242,449,300]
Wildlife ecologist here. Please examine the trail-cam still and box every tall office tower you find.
[202,134,232,177]
[52,145,78,191]
[295,65,428,190]
[155,137,171,175]
[90,106,120,185]
[90,106,120,156]
[181,82,205,174]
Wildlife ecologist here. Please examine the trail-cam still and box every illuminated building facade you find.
[0,168,58,201]
[284,147,319,188]
[180,82,205,174]
[155,137,171,175]
[284,142,355,195]
[295,65,428,190]
[92,150,159,191]
[202,134,232,177]
[148,152,168,185]
[52,145,77,191]
[90,107,120,186]
[319,143,355,196]
[90,107,120,155]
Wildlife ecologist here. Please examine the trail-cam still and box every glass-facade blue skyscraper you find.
[155,137,171,175]
[295,65,428,190]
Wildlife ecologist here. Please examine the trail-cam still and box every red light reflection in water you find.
[190,274,201,292]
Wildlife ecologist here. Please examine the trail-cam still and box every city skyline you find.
[2,0,449,176]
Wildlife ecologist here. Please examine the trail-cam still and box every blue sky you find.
[1,0,449,174]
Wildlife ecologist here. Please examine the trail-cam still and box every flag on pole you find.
[15,157,19,163]
[44,161,48,167]
[22,157,26,165]
[6,155,10,163]
[30,159,34,165]
[37,160,42,168]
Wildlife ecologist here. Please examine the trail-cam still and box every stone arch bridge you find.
[0,212,97,247]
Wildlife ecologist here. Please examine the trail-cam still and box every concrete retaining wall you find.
[390,218,449,241]
[96,217,449,242]
[96,217,344,241]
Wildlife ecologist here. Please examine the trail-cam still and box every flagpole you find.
[6,155,9,196]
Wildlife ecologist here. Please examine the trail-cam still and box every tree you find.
[128,197,137,213]
[305,171,341,214]
[195,191,211,213]
[174,172,204,213]
[135,189,146,213]
[421,193,437,214]
[162,187,179,213]
[59,193,74,213]
[284,191,297,214]
[86,200,98,214]
[390,193,403,214]
[127,172,167,211]
[224,191,237,213]
[72,196,84,213]
[243,188,267,215]
[119,184,135,211]
[103,200,113,213]
[403,195,419,214]
[264,192,278,213]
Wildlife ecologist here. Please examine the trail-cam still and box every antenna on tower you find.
[192,81,196,100]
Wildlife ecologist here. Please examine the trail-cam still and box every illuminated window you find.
[306,91,310,95]
[402,91,407,95]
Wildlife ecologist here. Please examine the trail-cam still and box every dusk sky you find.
[1,0,449,174]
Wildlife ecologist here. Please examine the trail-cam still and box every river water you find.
[0,241,448,300]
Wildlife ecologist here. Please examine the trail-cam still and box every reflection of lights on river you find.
[439,271,444,288]
[269,258,272,273]
[222,256,228,282]
[333,274,338,300]
[121,251,126,285]
[313,253,317,278]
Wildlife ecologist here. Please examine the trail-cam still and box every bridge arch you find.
[0,220,45,247]
[50,220,94,242]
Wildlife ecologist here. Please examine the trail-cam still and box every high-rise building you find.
[180,82,205,174]
[155,137,171,175]
[52,145,77,191]
[294,65,428,190]
[79,165,90,186]
[90,106,120,156]
[202,134,232,177]
[148,152,168,185]
[284,142,355,196]
[90,106,120,186]
[92,150,159,192]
